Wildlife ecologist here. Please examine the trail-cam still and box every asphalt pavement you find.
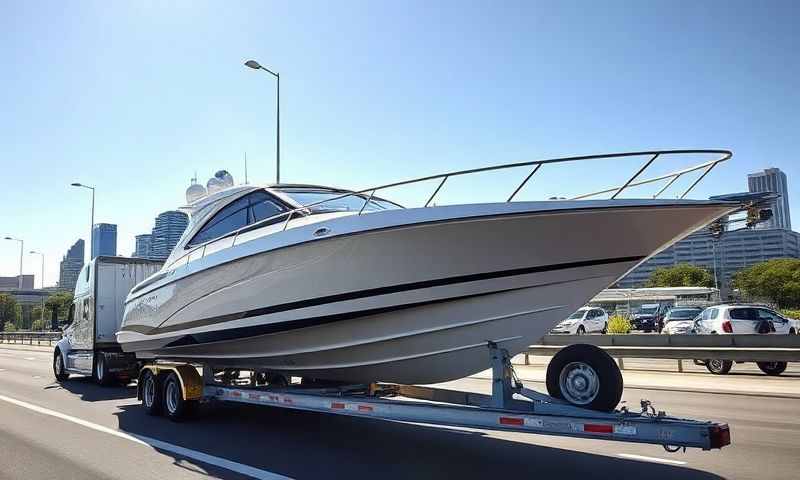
[0,345,798,480]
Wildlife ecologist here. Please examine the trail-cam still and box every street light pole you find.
[71,183,95,261]
[4,237,23,289]
[29,250,45,327]
[245,59,281,184]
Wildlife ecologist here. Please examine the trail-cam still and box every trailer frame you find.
[137,343,730,452]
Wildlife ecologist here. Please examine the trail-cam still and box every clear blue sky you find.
[1,1,798,287]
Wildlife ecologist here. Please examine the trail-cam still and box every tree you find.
[646,263,715,288]
[0,294,18,331]
[732,258,800,308]
[45,292,74,325]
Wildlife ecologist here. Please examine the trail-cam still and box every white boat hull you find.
[118,200,735,384]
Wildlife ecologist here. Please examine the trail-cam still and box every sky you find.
[1,1,798,288]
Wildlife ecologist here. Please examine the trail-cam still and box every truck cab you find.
[54,256,163,385]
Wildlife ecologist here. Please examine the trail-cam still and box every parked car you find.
[661,306,704,334]
[550,307,608,334]
[631,303,668,332]
[693,304,793,376]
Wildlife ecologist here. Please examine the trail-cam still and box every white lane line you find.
[24,357,37,361]
[0,369,6,372]
[0,394,293,480]
[617,453,687,465]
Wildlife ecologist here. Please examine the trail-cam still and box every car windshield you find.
[667,309,701,321]
[639,306,658,314]
[568,311,585,319]
[278,189,402,214]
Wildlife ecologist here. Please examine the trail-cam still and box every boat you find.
[117,150,758,385]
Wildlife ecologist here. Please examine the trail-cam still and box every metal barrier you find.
[0,331,61,346]
[526,334,800,370]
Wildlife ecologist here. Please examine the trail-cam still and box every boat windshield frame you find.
[166,149,735,270]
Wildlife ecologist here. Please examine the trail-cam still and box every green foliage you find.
[732,258,800,308]
[646,263,715,288]
[0,294,18,329]
[45,292,74,322]
[780,309,800,320]
[31,318,46,331]
[607,314,631,334]
[3,321,16,332]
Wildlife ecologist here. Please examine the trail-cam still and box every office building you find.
[0,275,34,291]
[133,234,153,259]
[92,223,118,258]
[58,239,85,293]
[748,168,791,230]
[150,211,189,261]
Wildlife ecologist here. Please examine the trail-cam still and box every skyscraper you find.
[59,239,84,293]
[150,211,189,261]
[133,234,153,259]
[91,223,118,258]
[748,168,791,230]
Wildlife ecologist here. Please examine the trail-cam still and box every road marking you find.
[0,393,293,480]
[617,453,687,465]
[24,357,36,361]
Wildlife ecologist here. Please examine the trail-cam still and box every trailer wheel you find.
[141,370,163,416]
[93,353,115,387]
[53,350,69,382]
[546,344,623,412]
[756,361,787,376]
[163,372,197,422]
[705,359,733,375]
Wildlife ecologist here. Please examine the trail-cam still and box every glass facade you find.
[91,223,117,258]
[58,239,85,293]
[149,211,189,261]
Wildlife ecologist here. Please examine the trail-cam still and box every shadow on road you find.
[109,401,725,480]
[45,376,137,402]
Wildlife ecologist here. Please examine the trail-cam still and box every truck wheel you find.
[163,372,197,422]
[546,344,623,412]
[705,359,733,375]
[93,353,115,387]
[757,361,787,376]
[53,350,69,382]
[141,370,163,416]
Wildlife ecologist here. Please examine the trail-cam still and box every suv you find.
[694,304,792,375]
[550,307,608,335]
[631,303,668,332]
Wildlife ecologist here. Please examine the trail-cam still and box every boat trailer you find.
[137,343,731,452]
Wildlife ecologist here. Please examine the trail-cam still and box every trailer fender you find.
[137,364,203,402]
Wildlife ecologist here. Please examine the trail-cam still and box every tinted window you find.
[730,308,757,320]
[189,191,285,247]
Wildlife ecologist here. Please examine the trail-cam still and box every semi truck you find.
[54,256,162,386]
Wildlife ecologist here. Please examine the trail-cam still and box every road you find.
[0,345,798,480]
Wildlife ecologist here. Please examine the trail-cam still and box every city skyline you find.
[2,1,799,284]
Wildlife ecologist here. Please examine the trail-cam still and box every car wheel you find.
[163,372,197,422]
[601,323,608,335]
[546,344,623,412]
[757,361,787,376]
[577,326,586,335]
[53,350,69,382]
[705,359,733,375]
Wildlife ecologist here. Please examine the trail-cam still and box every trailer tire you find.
[141,370,163,416]
[53,349,69,382]
[546,344,623,412]
[705,359,733,375]
[93,352,115,387]
[756,361,787,376]
[163,372,197,422]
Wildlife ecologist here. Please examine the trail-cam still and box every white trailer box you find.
[55,256,163,385]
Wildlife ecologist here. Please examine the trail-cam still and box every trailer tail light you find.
[709,424,731,449]
[722,320,733,333]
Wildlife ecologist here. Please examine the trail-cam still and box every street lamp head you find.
[29,250,39,254]
[70,182,82,187]
[244,60,262,70]
[4,236,13,241]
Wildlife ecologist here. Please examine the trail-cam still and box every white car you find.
[550,307,608,335]
[694,304,793,375]
[661,306,705,334]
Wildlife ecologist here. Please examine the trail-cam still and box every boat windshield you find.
[278,189,402,214]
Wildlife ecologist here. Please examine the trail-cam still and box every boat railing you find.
[170,149,731,270]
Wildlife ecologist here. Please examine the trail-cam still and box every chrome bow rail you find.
[169,149,731,270]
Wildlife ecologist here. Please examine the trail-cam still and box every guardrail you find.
[0,331,61,346]
[526,334,800,370]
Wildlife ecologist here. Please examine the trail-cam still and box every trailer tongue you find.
[137,344,731,452]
